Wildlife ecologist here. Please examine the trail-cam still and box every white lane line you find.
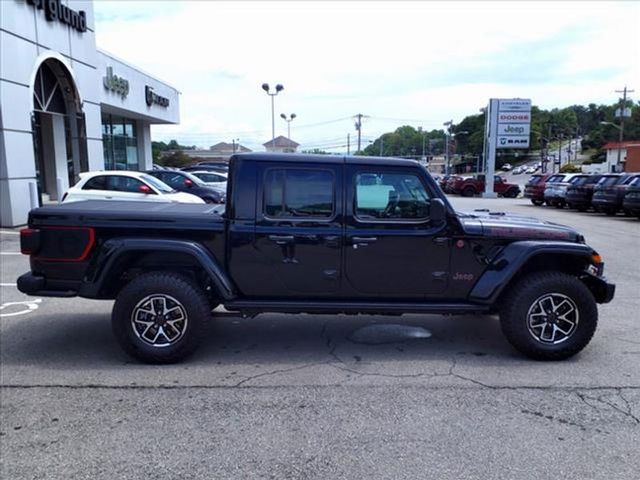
[0,231,20,235]
[0,283,17,287]
[0,252,22,255]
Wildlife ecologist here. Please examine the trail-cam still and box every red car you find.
[524,173,574,206]
[450,175,520,197]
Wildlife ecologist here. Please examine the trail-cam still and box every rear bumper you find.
[17,272,78,297]
[524,188,544,200]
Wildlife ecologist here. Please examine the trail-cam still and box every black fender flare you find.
[79,238,235,300]
[469,241,595,305]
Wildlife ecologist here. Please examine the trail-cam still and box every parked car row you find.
[512,163,541,175]
[524,172,640,218]
[439,174,520,198]
[62,160,230,206]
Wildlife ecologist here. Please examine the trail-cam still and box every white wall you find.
[0,0,180,226]
[98,51,180,125]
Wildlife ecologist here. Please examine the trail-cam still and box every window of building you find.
[354,172,431,220]
[102,114,138,170]
[264,169,334,218]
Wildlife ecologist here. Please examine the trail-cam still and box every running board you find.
[222,300,491,316]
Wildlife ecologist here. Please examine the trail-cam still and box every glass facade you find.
[102,113,138,170]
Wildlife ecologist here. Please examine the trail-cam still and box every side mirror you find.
[139,185,151,194]
[184,179,194,188]
[430,198,446,223]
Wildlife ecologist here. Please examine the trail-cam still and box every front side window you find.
[107,176,147,193]
[355,172,431,220]
[264,169,334,218]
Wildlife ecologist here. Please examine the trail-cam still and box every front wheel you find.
[461,187,475,197]
[500,271,598,360]
[531,199,544,206]
[112,272,211,363]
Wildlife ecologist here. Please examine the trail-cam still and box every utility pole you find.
[557,133,563,172]
[615,86,634,168]
[354,113,368,153]
[380,135,384,156]
[347,134,350,155]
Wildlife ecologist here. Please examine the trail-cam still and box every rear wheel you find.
[112,272,211,363]
[500,271,598,360]
[531,199,544,206]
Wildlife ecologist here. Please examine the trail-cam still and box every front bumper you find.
[581,272,616,304]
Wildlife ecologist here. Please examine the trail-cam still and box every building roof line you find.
[96,48,181,94]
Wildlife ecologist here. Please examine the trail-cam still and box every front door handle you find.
[352,236,377,248]
[268,234,294,245]
[352,236,377,243]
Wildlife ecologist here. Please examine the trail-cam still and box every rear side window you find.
[354,172,431,221]
[82,176,108,190]
[264,168,334,218]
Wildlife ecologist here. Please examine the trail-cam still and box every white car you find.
[525,166,536,174]
[188,170,228,186]
[62,171,204,204]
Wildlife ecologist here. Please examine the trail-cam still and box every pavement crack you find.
[232,361,330,387]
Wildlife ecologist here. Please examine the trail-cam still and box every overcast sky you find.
[94,1,639,152]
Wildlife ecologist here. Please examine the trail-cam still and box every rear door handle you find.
[268,234,294,245]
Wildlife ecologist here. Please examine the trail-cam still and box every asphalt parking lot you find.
[1,197,639,480]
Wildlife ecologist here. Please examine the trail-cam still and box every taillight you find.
[20,228,41,255]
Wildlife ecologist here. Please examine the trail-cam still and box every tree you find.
[156,150,193,168]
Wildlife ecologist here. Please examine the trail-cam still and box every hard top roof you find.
[230,152,422,168]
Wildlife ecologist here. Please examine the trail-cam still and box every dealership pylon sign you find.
[483,98,532,198]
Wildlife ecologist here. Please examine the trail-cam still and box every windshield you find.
[598,176,620,187]
[182,171,207,187]
[547,175,564,183]
[527,175,544,185]
[629,177,640,187]
[569,176,590,186]
[141,174,174,193]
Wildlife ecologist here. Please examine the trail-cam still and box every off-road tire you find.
[500,271,598,360]
[112,272,211,364]
[462,187,475,197]
[505,189,519,198]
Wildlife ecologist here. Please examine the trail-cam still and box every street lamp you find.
[261,83,284,148]
[280,113,296,140]
[443,120,452,174]
[601,121,624,168]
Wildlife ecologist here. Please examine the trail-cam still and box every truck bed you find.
[28,200,225,231]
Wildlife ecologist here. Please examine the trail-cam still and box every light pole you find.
[231,138,240,153]
[443,120,452,174]
[280,113,296,140]
[261,83,284,148]
[601,121,624,170]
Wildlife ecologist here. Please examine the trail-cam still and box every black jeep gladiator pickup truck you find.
[18,153,615,363]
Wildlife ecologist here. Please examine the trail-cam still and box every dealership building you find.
[1,0,180,227]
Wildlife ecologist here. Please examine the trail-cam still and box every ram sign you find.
[496,98,531,149]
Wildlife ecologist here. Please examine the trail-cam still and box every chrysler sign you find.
[145,86,170,108]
